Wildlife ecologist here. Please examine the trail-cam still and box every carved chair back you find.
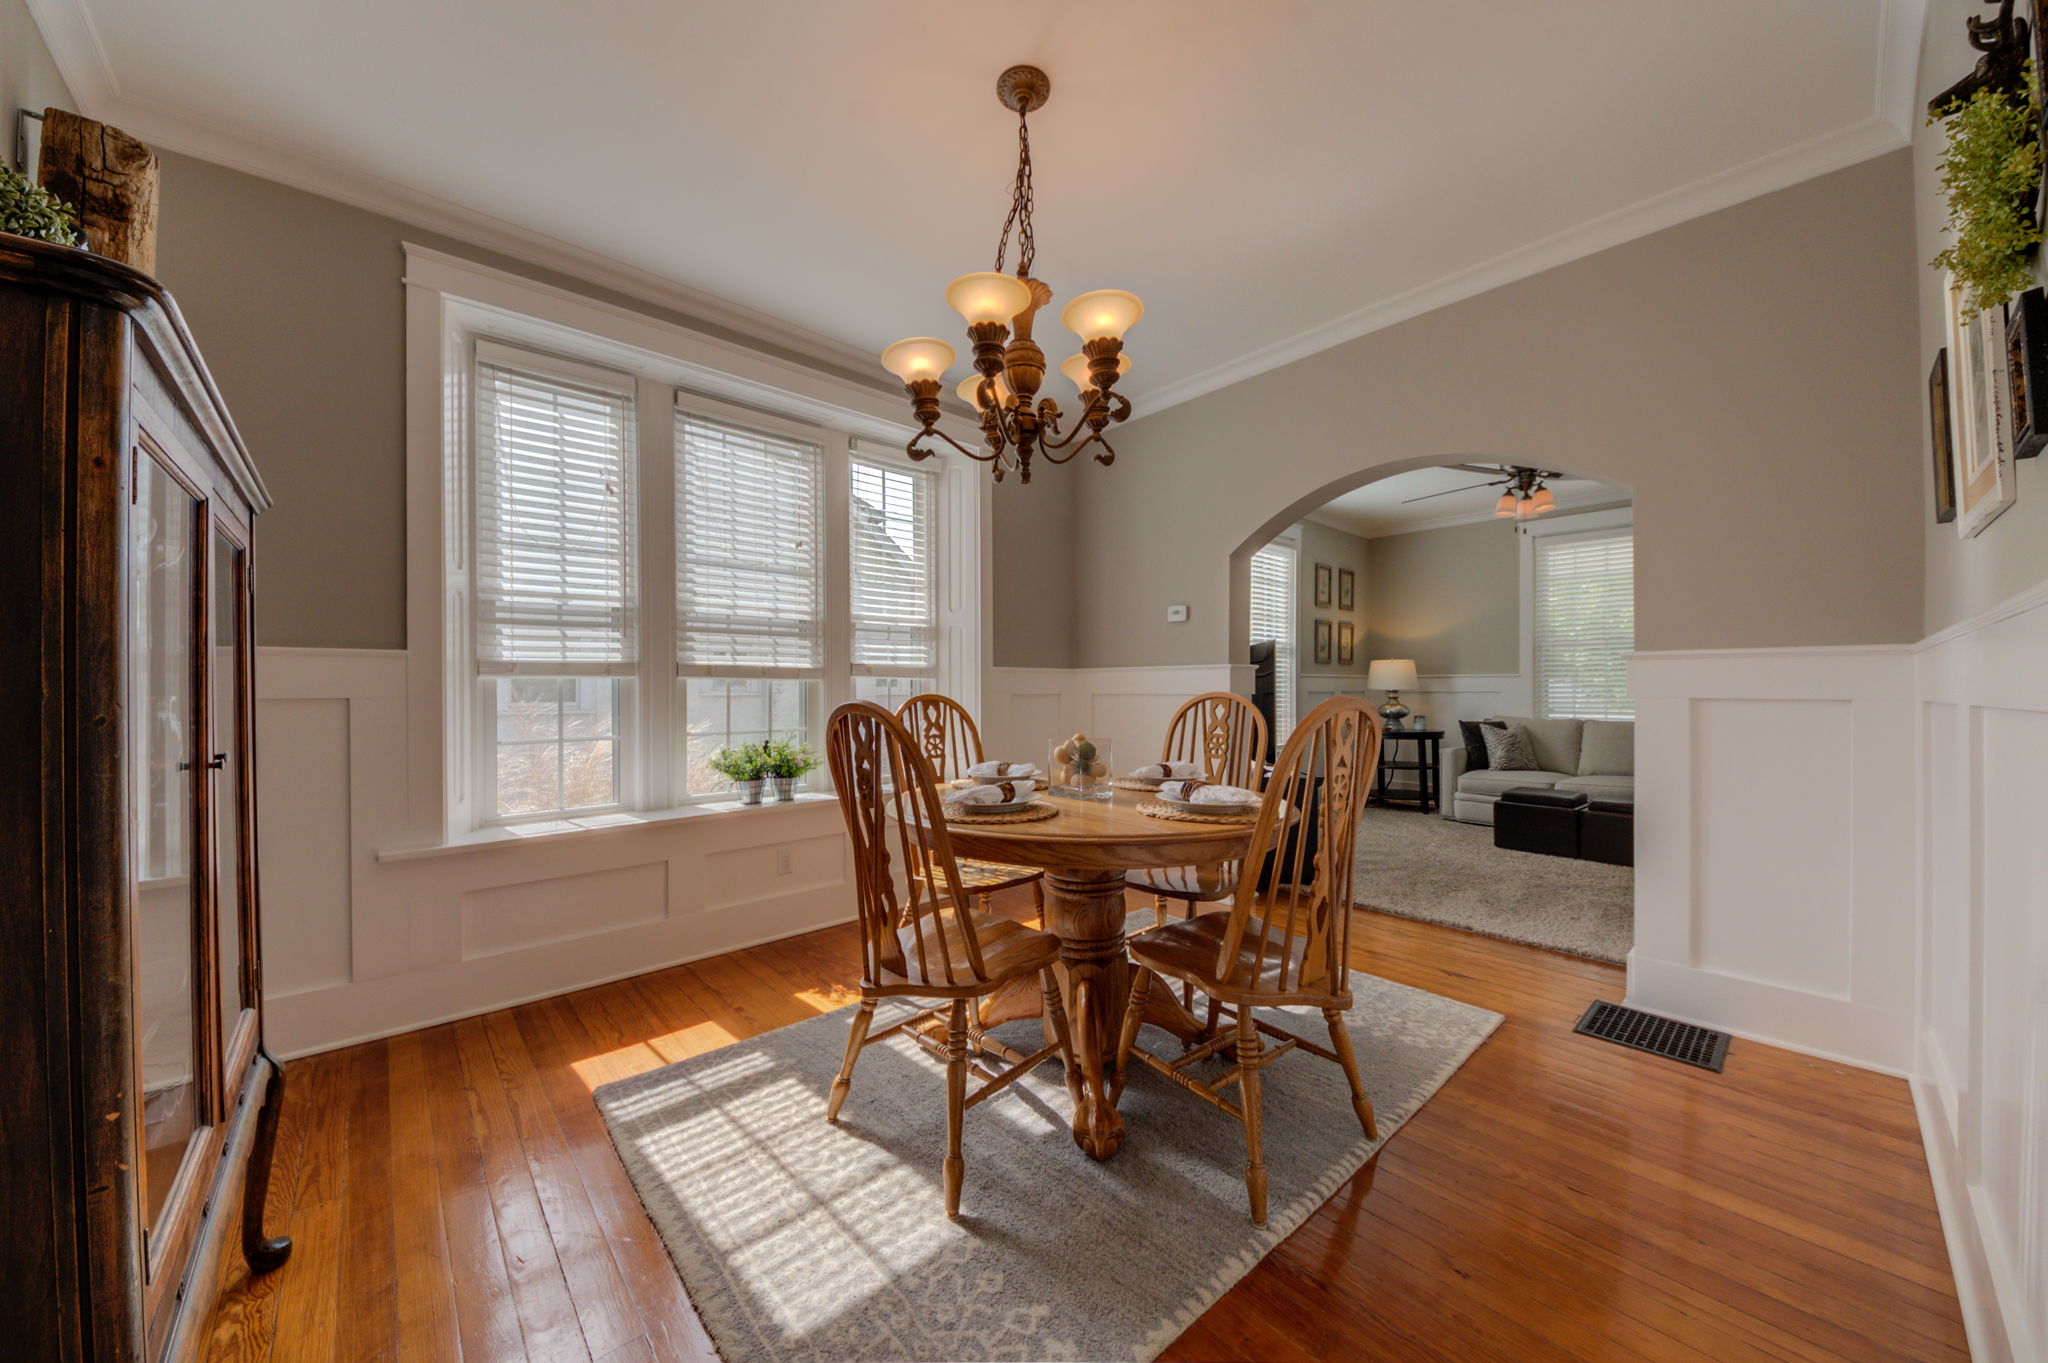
[1160,691,1269,791]
[826,701,990,990]
[895,693,987,784]
[1218,696,1382,1000]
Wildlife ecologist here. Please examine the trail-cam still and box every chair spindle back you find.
[1218,696,1382,998]
[826,701,990,989]
[1160,691,1269,791]
[895,693,986,783]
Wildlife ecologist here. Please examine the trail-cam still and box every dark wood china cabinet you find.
[0,234,291,1360]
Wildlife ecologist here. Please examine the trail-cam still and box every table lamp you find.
[1365,658,1419,725]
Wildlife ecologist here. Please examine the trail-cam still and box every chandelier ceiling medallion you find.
[879,65,1142,484]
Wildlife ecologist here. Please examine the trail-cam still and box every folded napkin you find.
[1159,779,1260,806]
[967,760,1039,780]
[1130,760,1201,781]
[947,781,1034,805]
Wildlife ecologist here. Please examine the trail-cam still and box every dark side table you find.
[1372,728,1444,814]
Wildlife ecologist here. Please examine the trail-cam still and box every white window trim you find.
[1249,528,1301,744]
[1517,504,1634,719]
[403,244,988,845]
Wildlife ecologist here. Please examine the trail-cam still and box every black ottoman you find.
[1580,797,1635,866]
[1494,786,1587,858]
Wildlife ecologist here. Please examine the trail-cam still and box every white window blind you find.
[474,358,636,675]
[1532,528,1634,720]
[1249,539,1297,740]
[675,408,822,670]
[849,455,936,672]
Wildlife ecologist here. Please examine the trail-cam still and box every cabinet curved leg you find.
[241,1046,293,1274]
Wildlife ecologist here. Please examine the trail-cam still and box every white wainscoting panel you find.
[1914,588,2048,1363]
[985,664,1240,770]
[254,647,856,1058]
[1628,647,1917,1075]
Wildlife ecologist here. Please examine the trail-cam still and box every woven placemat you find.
[1137,799,1261,824]
[944,800,1060,825]
[1111,777,1167,792]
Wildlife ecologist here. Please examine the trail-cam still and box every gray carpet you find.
[1354,806,1634,963]
[594,973,1499,1363]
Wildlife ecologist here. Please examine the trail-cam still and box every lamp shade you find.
[1061,289,1144,342]
[957,372,1011,408]
[945,272,1034,326]
[880,337,956,383]
[1494,491,1518,517]
[1059,351,1132,394]
[1365,658,1418,692]
[1527,486,1556,515]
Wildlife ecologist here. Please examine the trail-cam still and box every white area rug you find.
[1355,806,1634,963]
[594,972,1499,1363]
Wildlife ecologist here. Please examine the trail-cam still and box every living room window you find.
[1529,523,1634,720]
[1250,536,1298,740]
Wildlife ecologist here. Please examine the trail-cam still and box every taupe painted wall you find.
[1916,0,2048,633]
[1295,519,1369,678]
[3,0,71,171]
[1074,152,1925,668]
[1364,519,1520,675]
[990,473,1078,667]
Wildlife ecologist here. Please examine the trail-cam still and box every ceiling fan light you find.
[880,337,956,384]
[1528,486,1556,514]
[1059,351,1131,393]
[1494,491,1518,518]
[945,272,1034,326]
[1061,289,1144,342]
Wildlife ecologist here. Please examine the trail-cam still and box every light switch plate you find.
[1166,604,1190,623]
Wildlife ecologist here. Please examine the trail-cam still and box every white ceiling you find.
[27,0,1920,412]
[1308,466,1629,539]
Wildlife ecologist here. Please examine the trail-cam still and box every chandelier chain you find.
[993,107,1035,278]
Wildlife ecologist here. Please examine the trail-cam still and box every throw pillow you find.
[1458,719,1501,771]
[1480,724,1541,771]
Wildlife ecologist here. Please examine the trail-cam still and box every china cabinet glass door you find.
[212,524,254,1079]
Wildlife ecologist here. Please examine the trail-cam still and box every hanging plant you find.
[0,161,81,246]
[1931,61,2044,320]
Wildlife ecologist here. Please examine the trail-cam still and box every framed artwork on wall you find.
[2006,286,2048,458]
[1337,567,1355,611]
[1337,620,1355,665]
[1946,274,2018,538]
[1314,562,1332,607]
[1314,618,1332,665]
[1930,348,1958,524]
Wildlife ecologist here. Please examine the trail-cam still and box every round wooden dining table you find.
[942,788,1259,1160]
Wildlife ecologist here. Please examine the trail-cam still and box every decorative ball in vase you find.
[1049,733,1112,800]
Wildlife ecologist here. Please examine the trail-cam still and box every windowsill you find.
[374,792,839,864]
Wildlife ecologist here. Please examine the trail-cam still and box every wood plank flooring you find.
[200,896,1971,1362]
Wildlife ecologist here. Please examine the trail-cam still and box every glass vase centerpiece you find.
[1050,733,1112,800]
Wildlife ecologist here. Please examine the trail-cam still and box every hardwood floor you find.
[200,897,1970,1362]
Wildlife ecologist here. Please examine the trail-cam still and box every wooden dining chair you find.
[896,692,1047,926]
[824,701,1080,1218]
[1126,691,1269,935]
[1114,695,1384,1226]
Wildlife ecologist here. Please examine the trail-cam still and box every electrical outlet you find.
[774,847,793,876]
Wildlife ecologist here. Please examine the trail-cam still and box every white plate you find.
[945,797,1041,816]
[1121,774,1167,789]
[950,776,1046,790]
[1156,794,1259,817]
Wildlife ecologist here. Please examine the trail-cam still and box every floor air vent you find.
[1574,1001,1729,1072]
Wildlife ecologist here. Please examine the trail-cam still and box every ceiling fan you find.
[1402,463,1577,520]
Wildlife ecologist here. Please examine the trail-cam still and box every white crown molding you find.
[1876,0,1931,138]
[1128,115,1909,418]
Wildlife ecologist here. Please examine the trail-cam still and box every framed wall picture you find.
[1337,620,1355,666]
[1337,567,1355,611]
[2007,286,2048,458]
[1947,274,2018,538]
[1930,348,1958,524]
[1314,618,1333,665]
[1313,562,1332,607]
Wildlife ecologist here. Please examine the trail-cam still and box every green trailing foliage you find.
[0,162,81,246]
[1931,62,2046,319]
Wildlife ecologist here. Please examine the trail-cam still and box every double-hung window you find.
[1249,536,1298,741]
[1530,525,1634,720]
[466,342,948,825]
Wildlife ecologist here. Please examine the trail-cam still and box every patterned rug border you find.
[593,973,1502,1363]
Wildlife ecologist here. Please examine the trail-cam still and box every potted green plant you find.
[1931,61,2045,319]
[0,163,81,247]
[708,743,770,805]
[760,738,819,801]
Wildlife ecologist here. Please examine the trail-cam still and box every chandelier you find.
[878,65,1142,484]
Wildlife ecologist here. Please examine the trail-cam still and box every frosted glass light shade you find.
[1493,491,1518,517]
[1527,486,1556,514]
[880,337,956,383]
[1059,351,1132,393]
[1365,659,1418,692]
[957,373,1012,408]
[1061,289,1144,341]
[945,272,1034,326]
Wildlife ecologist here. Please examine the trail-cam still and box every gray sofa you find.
[1441,716,1634,825]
